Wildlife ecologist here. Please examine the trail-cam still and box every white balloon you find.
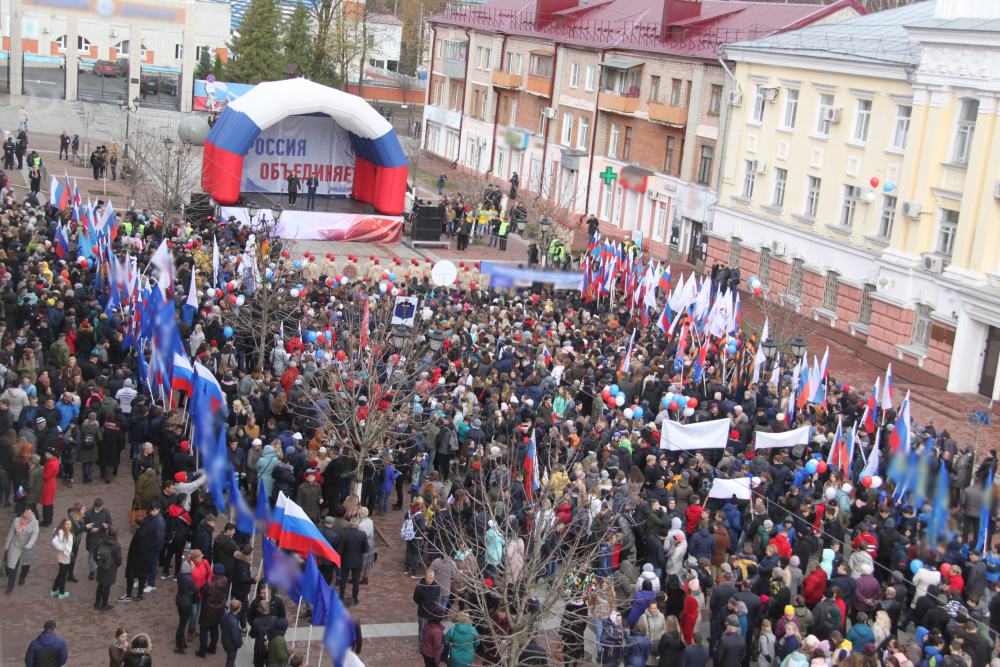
[825,487,837,501]
[623,408,634,419]
[615,394,625,407]
[290,288,300,297]
[870,475,883,489]
[379,282,388,292]
[235,295,246,306]
[683,407,695,417]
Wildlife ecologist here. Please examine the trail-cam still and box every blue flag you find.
[979,469,993,551]
[311,576,331,626]
[929,461,950,542]
[301,552,322,607]
[262,539,302,604]
[228,468,256,535]
[323,584,355,667]
[256,478,272,523]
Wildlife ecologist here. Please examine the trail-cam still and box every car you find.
[115,58,130,76]
[93,60,119,77]
[59,56,89,72]
[159,77,178,95]
[140,75,159,95]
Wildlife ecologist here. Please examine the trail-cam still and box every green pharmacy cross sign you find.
[599,167,617,186]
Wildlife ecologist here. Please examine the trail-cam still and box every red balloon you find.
[861,476,873,488]
[870,177,880,188]
[382,271,389,280]
[386,282,394,290]
[326,278,334,287]
[753,288,763,297]
[687,398,698,409]
[282,251,290,258]
[336,350,346,361]
[304,251,310,257]
[316,334,325,344]
[335,275,343,283]
[940,564,951,578]
[229,295,237,304]
[227,281,236,291]
[79,259,89,268]
[669,401,679,411]
[815,461,828,474]
[470,283,477,290]
[390,354,399,363]
[601,389,611,400]
[166,241,172,248]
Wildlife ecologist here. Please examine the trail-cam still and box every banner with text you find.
[220,207,403,244]
[241,115,356,197]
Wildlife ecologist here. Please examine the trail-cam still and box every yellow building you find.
[710,0,1000,400]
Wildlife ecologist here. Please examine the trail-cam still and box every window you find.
[772,168,787,207]
[585,65,596,92]
[664,137,675,174]
[655,201,668,242]
[852,99,872,143]
[650,76,660,103]
[697,146,714,185]
[758,247,772,286]
[446,129,460,160]
[450,83,465,112]
[788,258,805,298]
[367,35,375,48]
[175,44,183,60]
[729,237,743,267]
[953,99,979,164]
[840,184,857,227]
[473,90,481,119]
[529,53,552,78]
[804,176,821,217]
[710,85,722,114]
[433,79,444,106]
[442,40,467,61]
[561,113,574,145]
[670,79,682,106]
[57,35,93,52]
[570,63,580,88]
[859,284,876,325]
[509,98,517,126]
[194,45,209,61]
[911,303,934,349]
[938,209,959,255]
[506,52,522,74]
[577,116,590,150]
[476,46,483,68]
[601,187,613,220]
[815,93,835,136]
[879,195,897,238]
[822,272,840,311]
[501,96,510,125]
[891,105,911,150]
[752,84,765,124]
[782,89,799,129]
[608,124,620,158]
[623,127,632,161]
[685,81,692,108]
[476,46,492,69]
[742,160,756,198]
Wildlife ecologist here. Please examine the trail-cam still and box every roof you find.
[905,15,1000,32]
[368,12,404,25]
[722,0,933,66]
[431,0,866,58]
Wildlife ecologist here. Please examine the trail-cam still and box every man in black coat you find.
[191,514,216,564]
[413,570,442,646]
[338,517,369,604]
[318,516,341,585]
[715,618,746,667]
[220,600,243,666]
[680,633,710,667]
[708,571,738,652]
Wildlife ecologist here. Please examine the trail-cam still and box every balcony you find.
[649,102,688,126]
[526,74,552,97]
[442,57,467,79]
[492,69,522,89]
[598,90,639,114]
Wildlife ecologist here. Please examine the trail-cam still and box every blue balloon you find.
[805,460,818,474]
[308,331,318,343]
[633,407,643,419]
[910,559,924,574]
[223,327,233,338]
[294,261,302,269]
[315,349,324,359]
[662,397,671,408]
[884,182,895,192]
[389,272,397,281]
[341,278,350,286]
[266,270,275,280]
[610,384,619,396]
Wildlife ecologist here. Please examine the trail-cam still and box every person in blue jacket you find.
[379,458,401,516]
[24,620,68,667]
[623,627,652,667]
[220,599,244,666]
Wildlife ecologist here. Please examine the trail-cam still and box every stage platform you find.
[222,193,404,243]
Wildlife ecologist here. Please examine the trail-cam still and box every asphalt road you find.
[21,64,65,99]
[21,64,180,110]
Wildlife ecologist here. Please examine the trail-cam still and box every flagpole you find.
[306,626,313,664]
[292,598,302,648]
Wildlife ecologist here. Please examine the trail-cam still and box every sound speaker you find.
[412,205,441,242]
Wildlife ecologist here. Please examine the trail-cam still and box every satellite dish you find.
[431,260,458,287]
[178,115,210,146]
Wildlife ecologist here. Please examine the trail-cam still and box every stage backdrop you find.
[220,207,403,244]
[240,116,356,198]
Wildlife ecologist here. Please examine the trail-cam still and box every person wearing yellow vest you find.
[497,217,510,252]
[552,240,566,267]
[476,206,489,239]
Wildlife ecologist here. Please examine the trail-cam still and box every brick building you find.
[422,0,863,259]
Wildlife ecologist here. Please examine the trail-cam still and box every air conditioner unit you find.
[923,255,944,274]
[761,86,779,102]
[994,178,1000,199]
[110,29,118,38]
[752,159,767,174]
[729,90,743,106]
[647,189,658,201]
[822,107,842,123]
[772,240,786,255]
[42,27,50,34]
[543,106,556,119]
[902,201,922,218]
[846,185,863,199]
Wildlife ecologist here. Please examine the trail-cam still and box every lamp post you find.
[392,325,412,350]
[790,335,808,361]
[246,200,260,224]
[427,330,445,353]
[761,337,778,371]
[118,95,140,159]
[539,215,552,267]
[271,203,283,224]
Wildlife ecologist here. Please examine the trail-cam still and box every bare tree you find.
[744,287,825,358]
[121,120,203,214]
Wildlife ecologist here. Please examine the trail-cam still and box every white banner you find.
[221,207,403,243]
[241,115,355,196]
[392,296,419,326]
[753,426,811,450]
[659,418,730,452]
[708,477,752,501]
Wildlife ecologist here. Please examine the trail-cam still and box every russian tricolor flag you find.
[55,223,70,259]
[888,390,911,453]
[881,363,894,411]
[171,352,194,395]
[542,347,551,366]
[863,378,880,434]
[524,432,540,501]
[49,175,69,210]
[267,491,288,540]
[274,492,341,566]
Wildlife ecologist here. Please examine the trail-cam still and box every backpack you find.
[790,444,807,460]
[94,539,113,569]
[446,428,459,453]
[82,431,97,450]
[400,514,416,541]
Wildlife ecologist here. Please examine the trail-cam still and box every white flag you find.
[752,317,769,384]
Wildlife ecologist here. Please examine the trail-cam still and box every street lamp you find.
[761,337,778,371]
[271,203,284,222]
[790,335,808,360]
[392,325,412,350]
[118,96,140,159]
[539,215,553,266]
[516,217,527,233]
[246,200,260,223]
[427,330,445,352]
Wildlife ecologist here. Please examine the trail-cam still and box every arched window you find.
[55,35,93,52]
[114,41,149,58]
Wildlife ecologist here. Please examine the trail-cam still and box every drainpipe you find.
[539,42,560,205]
[426,25,437,107]
[487,35,509,178]
[453,28,473,169]
[583,48,608,220]
[714,50,738,213]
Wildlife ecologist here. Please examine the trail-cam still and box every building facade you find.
[422,0,863,260]
[710,0,1000,400]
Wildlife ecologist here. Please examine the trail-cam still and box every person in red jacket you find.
[770,528,792,560]
[802,560,828,605]
[187,549,214,642]
[685,495,705,535]
[40,448,61,527]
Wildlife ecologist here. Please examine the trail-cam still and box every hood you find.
[262,445,276,458]
[34,632,64,649]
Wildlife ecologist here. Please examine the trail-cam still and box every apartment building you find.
[710,0,1000,400]
[422,0,863,260]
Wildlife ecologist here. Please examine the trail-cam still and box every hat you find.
[180,440,190,451]
[174,472,187,483]
[213,564,225,575]
[784,605,795,615]
[43,620,57,631]
[292,432,303,440]
[763,520,774,531]
[190,549,203,559]
[318,447,327,454]
[324,516,335,526]
[863,644,877,657]
[285,446,296,456]
[252,439,262,447]
[36,416,46,426]
[726,618,740,628]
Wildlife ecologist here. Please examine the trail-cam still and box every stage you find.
[222,194,404,243]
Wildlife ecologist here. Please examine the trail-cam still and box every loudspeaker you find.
[412,205,441,242]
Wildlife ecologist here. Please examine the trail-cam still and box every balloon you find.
[805,460,818,474]
[610,384,620,396]
[294,261,302,269]
[940,563,951,578]
[382,271,389,280]
[267,270,275,280]
[669,401,679,411]
[229,295,238,304]
[602,389,611,400]
[308,331,318,343]
[316,334,325,344]
[223,327,233,338]
[910,559,925,574]
[884,182,895,192]
[662,397,671,408]
[606,396,616,407]
[236,295,245,306]
[282,251,290,258]
[861,475,873,488]
[326,278,335,287]
[315,350,324,359]
[753,288,762,297]
[687,398,698,409]
[304,251,311,258]
[815,461,828,474]
[728,342,737,354]
[623,408,634,419]
[341,277,350,285]
[824,487,837,501]
[336,350,346,361]
[335,275,343,283]
[79,259,89,269]
[870,475,883,489]
[389,272,397,281]
[683,407,695,417]
[615,394,625,407]
[379,282,388,293]
[633,407,643,419]
[870,177,879,188]
[227,281,236,291]
[290,288,300,297]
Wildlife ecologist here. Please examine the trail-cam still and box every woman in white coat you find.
[50,518,74,598]
[4,508,39,592]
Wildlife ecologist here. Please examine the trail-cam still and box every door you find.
[687,221,703,264]
[623,189,639,231]
[979,326,1000,397]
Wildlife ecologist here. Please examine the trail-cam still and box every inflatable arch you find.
[201,78,407,215]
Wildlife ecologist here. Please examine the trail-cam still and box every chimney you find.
[662,0,702,26]
[536,0,579,26]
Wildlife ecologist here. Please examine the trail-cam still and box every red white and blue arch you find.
[201,78,407,215]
